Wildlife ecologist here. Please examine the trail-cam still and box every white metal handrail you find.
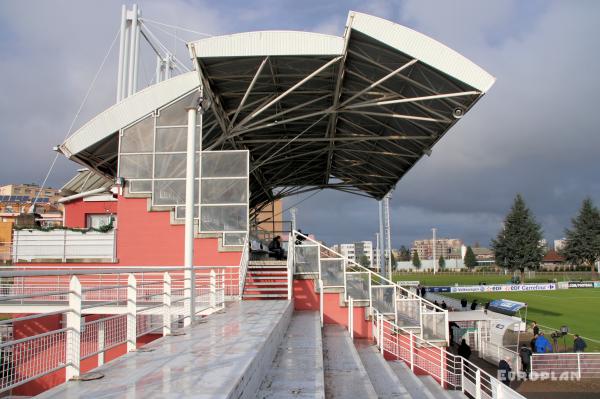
[238,234,250,297]
[371,308,526,399]
[0,266,227,394]
[291,230,449,343]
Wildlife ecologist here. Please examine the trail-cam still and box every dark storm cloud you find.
[0,1,598,248]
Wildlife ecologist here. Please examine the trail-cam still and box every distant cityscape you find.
[333,235,569,272]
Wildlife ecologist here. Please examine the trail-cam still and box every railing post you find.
[163,272,171,336]
[378,314,384,357]
[66,276,81,380]
[439,347,444,387]
[475,368,481,399]
[98,320,105,366]
[409,331,415,372]
[210,269,216,308]
[348,296,353,338]
[319,279,324,328]
[127,274,137,352]
[221,270,226,308]
[62,229,67,262]
[577,352,581,380]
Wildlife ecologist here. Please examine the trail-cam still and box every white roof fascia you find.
[189,30,344,58]
[347,11,495,93]
[61,72,200,157]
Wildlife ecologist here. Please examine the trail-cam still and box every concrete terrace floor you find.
[37,300,292,399]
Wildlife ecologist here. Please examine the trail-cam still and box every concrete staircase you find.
[242,260,288,300]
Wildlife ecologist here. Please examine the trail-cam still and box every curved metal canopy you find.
[60,10,494,210]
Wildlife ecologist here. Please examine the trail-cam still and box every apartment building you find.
[411,238,463,260]
[333,240,375,267]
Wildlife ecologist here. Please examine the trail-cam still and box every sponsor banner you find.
[450,283,556,293]
[594,282,600,288]
[426,286,451,293]
[396,280,420,287]
[567,281,594,289]
[557,281,569,289]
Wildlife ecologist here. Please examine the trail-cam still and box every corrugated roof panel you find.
[348,11,495,92]
[190,31,344,58]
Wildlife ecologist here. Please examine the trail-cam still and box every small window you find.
[86,214,115,229]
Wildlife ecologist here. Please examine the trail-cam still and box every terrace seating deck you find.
[37,300,292,399]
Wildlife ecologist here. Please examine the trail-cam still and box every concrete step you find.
[388,361,437,399]
[418,375,463,399]
[243,293,288,299]
[249,265,288,269]
[248,270,288,275]
[243,287,288,292]
[257,311,325,398]
[354,340,412,398]
[249,260,288,266]
[246,276,288,280]
[323,325,378,399]
[245,281,288,286]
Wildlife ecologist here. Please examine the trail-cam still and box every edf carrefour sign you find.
[450,283,556,293]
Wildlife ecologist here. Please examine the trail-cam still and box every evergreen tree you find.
[562,198,600,271]
[438,255,446,270]
[491,194,544,275]
[357,254,371,268]
[411,251,421,269]
[464,246,477,269]
[399,245,411,261]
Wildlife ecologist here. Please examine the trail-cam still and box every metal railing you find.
[371,309,526,399]
[290,230,448,343]
[11,229,117,262]
[0,266,228,394]
[531,352,600,379]
[238,234,250,297]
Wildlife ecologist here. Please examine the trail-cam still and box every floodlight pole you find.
[384,192,392,279]
[184,105,198,326]
[378,200,385,276]
[116,5,128,102]
[432,228,437,274]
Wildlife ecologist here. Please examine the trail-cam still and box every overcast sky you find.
[1,0,599,249]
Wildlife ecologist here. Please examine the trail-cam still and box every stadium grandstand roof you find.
[59,11,494,210]
[60,169,113,196]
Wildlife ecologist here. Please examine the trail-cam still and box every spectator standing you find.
[532,322,540,336]
[498,358,512,386]
[441,301,447,310]
[457,339,472,360]
[460,298,468,310]
[519,345,532,379]
[574,334,587,352]
[470,299,478,310]
[534,332,553,353]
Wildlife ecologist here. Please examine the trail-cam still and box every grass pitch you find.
[445,289,600,352]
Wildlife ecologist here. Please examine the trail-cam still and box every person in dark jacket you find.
[530,335,538,352]
[268,236,285,260]
[498,358,512,386]
[460,298,468,310]
[441,301,448,310]
[457,339,472,360]
[574,334,587,352]
[532,322,540,336]
[519,345,532,378]
[470,299,478,310]
[420,286,427,298]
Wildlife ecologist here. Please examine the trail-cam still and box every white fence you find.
[0,267,227,394]
[12,230,116,262]
[531,353,600,379]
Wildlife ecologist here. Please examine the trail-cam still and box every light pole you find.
[432,228,437,274]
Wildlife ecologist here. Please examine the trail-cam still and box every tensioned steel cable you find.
[31,26,121,210]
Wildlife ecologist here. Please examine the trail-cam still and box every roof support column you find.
[183,105,198,326]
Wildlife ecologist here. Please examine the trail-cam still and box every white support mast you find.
[384,191,393,279]
[432,227,437,274]
[116,5,128,102]
[378,200,385,276]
